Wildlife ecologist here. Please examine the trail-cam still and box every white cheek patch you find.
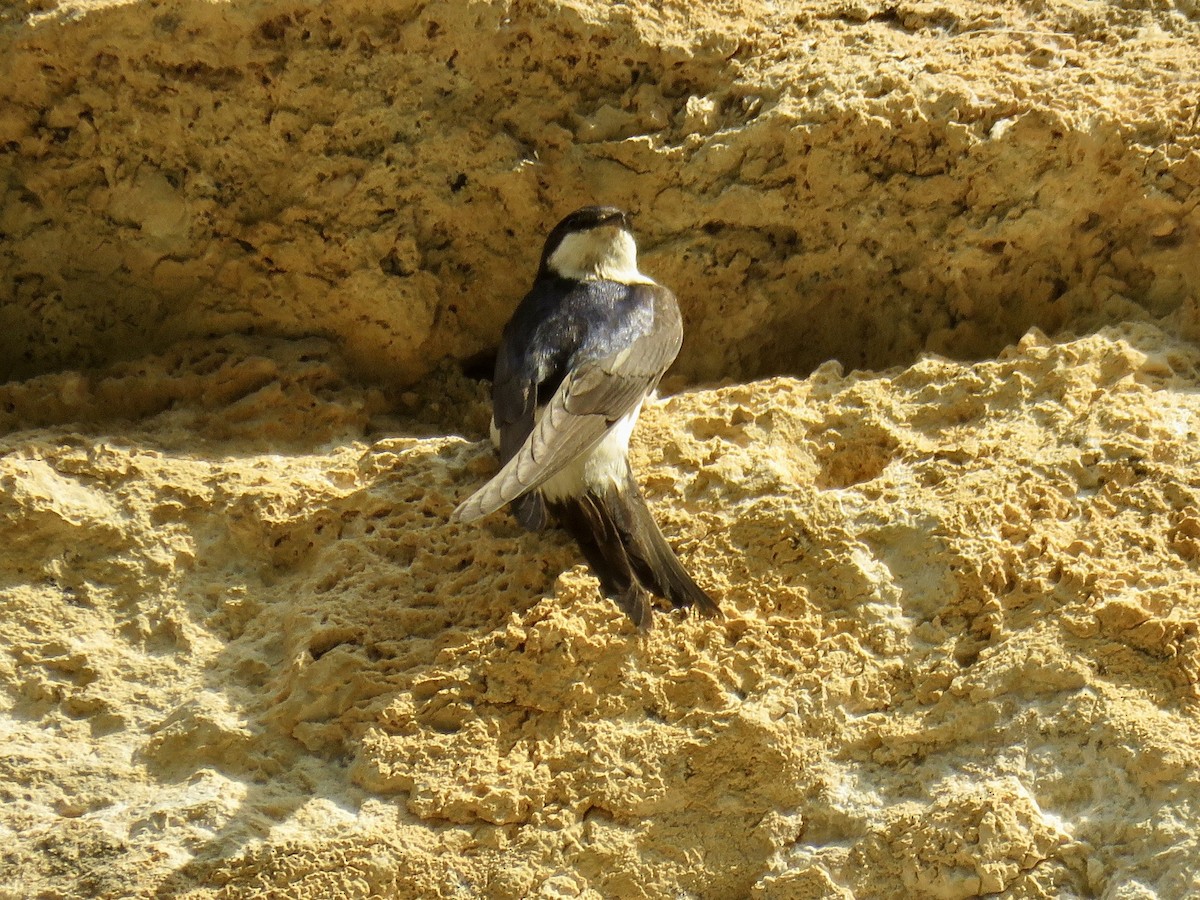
[547,228,653,284]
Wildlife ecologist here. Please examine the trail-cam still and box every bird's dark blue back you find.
[494,276,657,423]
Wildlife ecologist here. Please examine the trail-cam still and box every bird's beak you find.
[602,210,631,230]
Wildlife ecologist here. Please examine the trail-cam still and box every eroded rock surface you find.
[4,0,1200,897]
[2,325,1199,898]
[2,0,1199,384]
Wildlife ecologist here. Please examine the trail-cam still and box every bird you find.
[451,205,721,629]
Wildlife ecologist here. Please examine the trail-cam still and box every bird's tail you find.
[550,467,721,627]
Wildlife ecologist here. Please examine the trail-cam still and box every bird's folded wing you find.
[451,299,682,523]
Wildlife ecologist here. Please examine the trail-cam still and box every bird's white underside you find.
[546,227,655,284]
[541,402,642,500]
[490,401,644,501]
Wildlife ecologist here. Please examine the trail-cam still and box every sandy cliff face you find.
[4,327,1200,898]
[3,0,1200,898]
[3,0,1199,384]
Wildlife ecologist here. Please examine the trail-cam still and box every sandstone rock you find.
[0,323,1198,897]
[3,1,1200,898]
[2,0,1199,385]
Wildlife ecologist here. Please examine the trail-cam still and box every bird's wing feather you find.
[491,337,536,465]
[452,286,682,523]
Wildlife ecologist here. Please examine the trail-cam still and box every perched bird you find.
[452,205,720,629]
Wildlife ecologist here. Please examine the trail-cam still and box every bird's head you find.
[539,206,645,283]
